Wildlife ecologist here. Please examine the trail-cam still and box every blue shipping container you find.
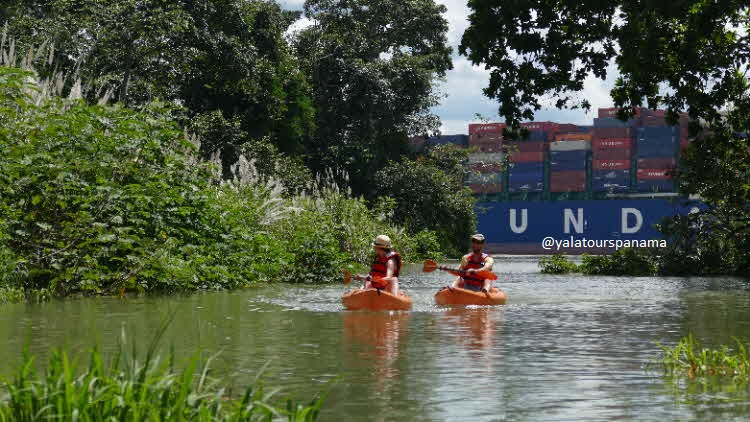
[550,160,587,171]
[550,150,588,162]
[593,117,639,128]
[526,130,548,142]
[508,181,544,192]
[636,139,678,158]
[636,180,675,192]
[636,126,678,138]
[591,181,630,192]
[510,162,544,173]
[592,169,630,180]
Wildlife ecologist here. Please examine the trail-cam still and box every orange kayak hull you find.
[342,289,413,311]
[434,287,507,306]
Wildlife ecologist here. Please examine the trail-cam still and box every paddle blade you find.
[476,270,498,281]
[343,270,352,284]
[422,260,438,272]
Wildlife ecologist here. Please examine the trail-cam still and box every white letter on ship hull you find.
[510,209,528,233]
[622,208,643,234]
[564,208,584,234]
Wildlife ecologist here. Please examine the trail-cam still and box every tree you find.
[2,0,315,174]
[460,1,750,275]
[294,0,453,196]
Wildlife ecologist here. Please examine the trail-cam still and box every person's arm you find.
[385,259,396,279]
[451,256,469,288]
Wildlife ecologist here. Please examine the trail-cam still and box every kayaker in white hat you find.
[354,234,402,295]
[450,233,494,293]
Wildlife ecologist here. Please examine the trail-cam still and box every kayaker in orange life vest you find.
[450,233,494,294]
[353,235,402,295]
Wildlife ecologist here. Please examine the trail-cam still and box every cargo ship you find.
[413,107,705,254]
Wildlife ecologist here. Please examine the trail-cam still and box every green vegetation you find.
[653,334,750,382]
[0,67,446,302]
[0,326,326,421]
[538,255,578,274]
[462,0,750,276]
[538,250,658,276]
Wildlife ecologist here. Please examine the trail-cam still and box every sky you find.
[279,0,621,135]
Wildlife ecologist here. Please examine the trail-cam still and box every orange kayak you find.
[342,289,412,311]
[434,287,507,306]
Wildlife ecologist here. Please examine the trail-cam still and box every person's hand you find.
[481,287,490,297]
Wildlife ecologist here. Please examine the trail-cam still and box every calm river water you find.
[2,257,750,421]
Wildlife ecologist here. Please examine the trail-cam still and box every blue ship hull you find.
[476,198,703,254]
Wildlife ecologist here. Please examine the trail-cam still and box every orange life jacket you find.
[370,252,402,289]
[463,252,489,287]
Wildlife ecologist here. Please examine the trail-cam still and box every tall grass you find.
[0,322,326,421]
[653,334,750,382]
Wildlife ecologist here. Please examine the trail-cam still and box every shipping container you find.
[636,126,678,138]
[521,121,560,134]
[598,107,646,119]
[553,133,593,142]
[471,139,503,153]
[505,140,548,152]
[468,152,504,163]
[470,132,502,144]
[592,148,632,160]
[467,172,504,184]
[636,179,674,192]
[592,138,633,149]
[550,150,588,162]
[510,151,546,162]
[680,139,690,150]
[556,123,582,133]
[550,160,587,171]
[592,169,631,181]
[550,140,591,151]
[593,127,632,139]
[524,130,548,142]
[550,170,587,192]
[468,183,503,194]
[509,162,545,173]
[637,157,676,169]
[508,181,544,193]
[593,117,639,128]
[636,168,674,180]
[469,123,505,135]
[593,160,630,170]
[591,181,629,192]
[636,139,678,157]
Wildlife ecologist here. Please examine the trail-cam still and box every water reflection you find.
[342,311,410,397]
[438,307,503,375]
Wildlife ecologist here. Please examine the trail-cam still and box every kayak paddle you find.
[422,259,498,280]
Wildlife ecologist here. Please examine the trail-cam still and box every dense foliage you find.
[0,327,326,420]
[461,0,750,275]
[295,0,453,196]
[538,250,657,276]
[653,334,750,382]
[374,145,476,256]
[0,67,444,301]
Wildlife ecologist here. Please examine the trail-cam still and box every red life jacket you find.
[369,251,402,289]
[463,252,489,287]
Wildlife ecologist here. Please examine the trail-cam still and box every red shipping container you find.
[680,139,690,150]
[510,152,546,162]
[598,107,646,118]
[469,123,506,135]
[550,180,586,192]
[593,160,630,170]
[637,168,674,180]
[521,121,560,134]
[593,127,632,139]
[469,183,503,194]
[470,132,502,144]
[550,170,587,192]
[592,148,632,160]
[557,123,581,133]
[637,157,676,169]
[680,127,688,139]
[471,139,503,153]
[592,138,633,149]
[506,141,548,152]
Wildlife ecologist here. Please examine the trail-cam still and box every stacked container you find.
[506,137,547,193]
[592,120,633,192]
[549,140,589,192]
[635,126,678,192]
[468,123,506,194]
[427,134,468,148]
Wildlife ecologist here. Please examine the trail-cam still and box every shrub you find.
[579,249,658,276]
[538,255,578,274]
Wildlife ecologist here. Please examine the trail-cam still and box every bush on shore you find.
[0,66,447,302]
